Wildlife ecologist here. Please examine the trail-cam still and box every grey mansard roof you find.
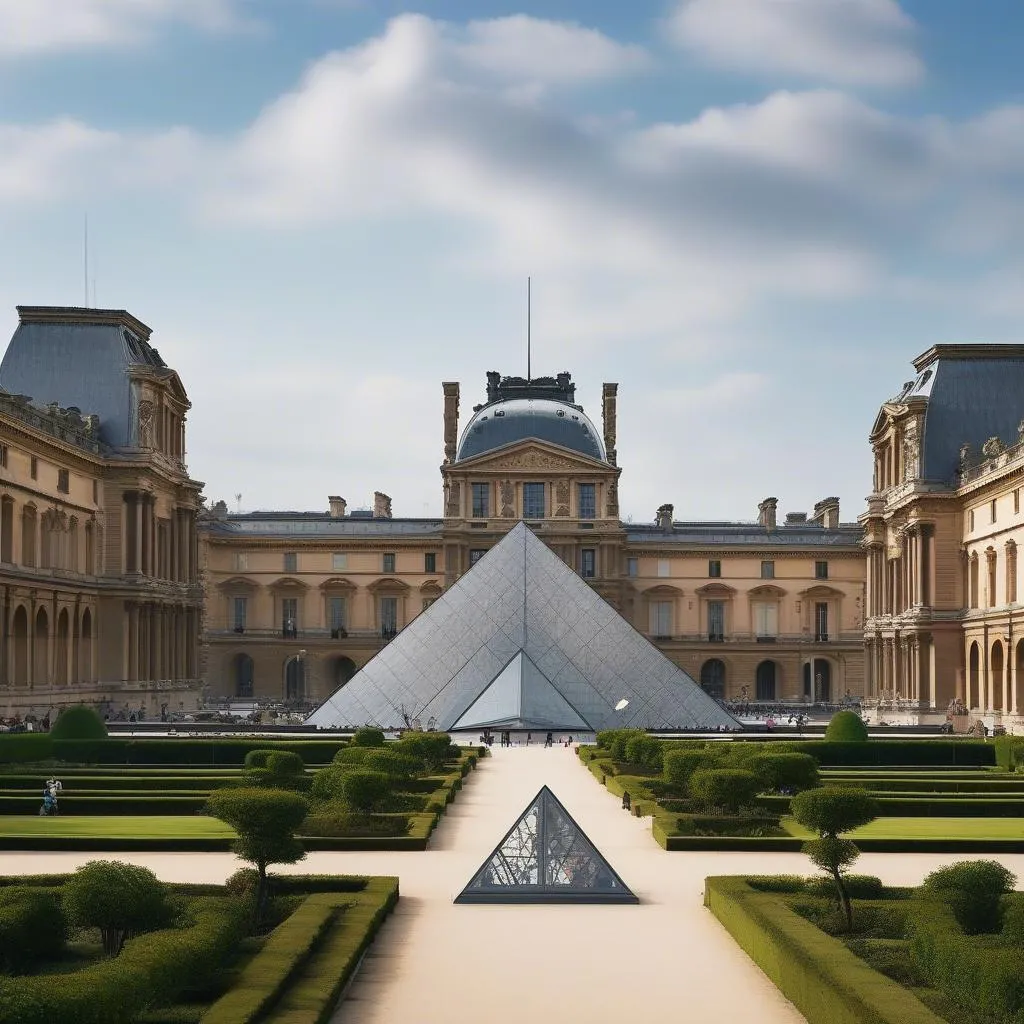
[626,522,863,548]
[457,398,606,462]
[306,522,740,732]
[202,513,444,538]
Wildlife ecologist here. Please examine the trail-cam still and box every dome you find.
[457,397,606,462]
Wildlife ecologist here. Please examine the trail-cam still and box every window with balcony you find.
[332,553,348,571]
[753,601,778,640]
[380,596,398,638]
[382,552,396,573]
[232,596,247,633]
[329,596,347,637]
[650,600,672,638]
[283,552,297,573]
[708,560,721,578]
[469,548,487,566]
[578,483,596,520]
[815,560,828,580]
[707,600,725,642]
[581,549,596,579]
[815,602,829,642]
[282,597,298,637]
[627,557,638,578]
[471,483,489,518]
[522,482,545,519]
[424,552,436,573]
[761,560,775,579]
[57,468,69,494]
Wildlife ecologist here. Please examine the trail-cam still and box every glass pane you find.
[523,483,545,519]
[577,483,596,520]
[471,483,490,518]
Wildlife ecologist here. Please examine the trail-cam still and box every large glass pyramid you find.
[455,785,637,904]
[305,522,739,732]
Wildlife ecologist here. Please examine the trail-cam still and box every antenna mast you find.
[527,276,531,384]
[83,214,89,308]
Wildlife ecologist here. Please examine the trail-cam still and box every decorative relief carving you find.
[483,450,582,472]
[137,400,155,448]
[499,479,514,518]
[982,436,1005,459]
[445,479,461,517]
[555,478,570,517]
[606,478,619,517]
[902,420,920,481]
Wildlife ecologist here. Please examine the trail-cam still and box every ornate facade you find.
[0,307,204,719]
[201,372,865,708]
[862,344,1024,731]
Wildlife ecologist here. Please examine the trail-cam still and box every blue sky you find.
[1,0,1023,524]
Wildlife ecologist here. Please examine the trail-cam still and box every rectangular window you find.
[282,597,298,635]
[627,557,638,578]
[329,596,346,633]
[283,552,297,572]
[522,482,545,519]
[382,552,396,573]
[92,479,98,504]
[761,560,775,579]
[30,457,37,480]
[815,560,828,580]
[991,498,998,523]
[708,559,721,578]
[753,602,778,639]
[471,483,490,518]
[1016,489,1021,515]
[233,596,247,632]
[650,600,672,637]
[815,602,829,641]
[57,468,69,494]
[969,509,975,531]
[424,552,436,573]
[234,553,248,571]
[0,445,7,468]
[657,559,670,578]
[380,596,398,634]
[332,553,348,571]
[581,549,596,579]
[469,548,487,565]
[707,600,725,641]
[577,483,596,520]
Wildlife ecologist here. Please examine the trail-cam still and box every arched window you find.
[991,639,1004,712]
[56,609,70,686]
[755,661,777,701]
[21,506,37,567]
[0,497,13,563]
[284,656,305,702]
[80,608,93,683]
[699,659,726,700]
[34,607,49,684]
[12,606,28,685]
[803,658,832,702]
[968,641,980,709]
[332,656,356,693]
[234,653,254,699]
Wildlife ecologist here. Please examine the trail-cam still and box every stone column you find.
[602,382,618,466]
[129,603,140,682]
[442,382,460,464]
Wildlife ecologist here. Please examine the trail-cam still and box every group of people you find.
[492,731,575,747]
[40,777,62,816]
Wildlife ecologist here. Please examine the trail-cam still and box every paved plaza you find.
[3,749,1024,1023]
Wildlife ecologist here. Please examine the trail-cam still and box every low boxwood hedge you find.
[792,741,994,767]
[47,739,346,766]
[0,734,54,764]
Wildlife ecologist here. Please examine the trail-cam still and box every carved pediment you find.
[452,441,609,475]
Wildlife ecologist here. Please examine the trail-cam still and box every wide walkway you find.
[4,749,1024,1023]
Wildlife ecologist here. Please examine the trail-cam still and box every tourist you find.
[545,731,553,747]
[622,791,631,812]
[526,732,532,746]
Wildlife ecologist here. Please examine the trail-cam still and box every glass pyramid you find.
[455,785,638,904]
[306,522,739,732]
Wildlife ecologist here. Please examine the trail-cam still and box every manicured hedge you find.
[0,775,239,792]
[994,736,1024,771]
[0,887,66,972]
[0,795,208,816]
[757,793,1024,817]
[48,738,346,766]
[704,877,943,1024]
[792,741,994,767]
[0,734,54,764]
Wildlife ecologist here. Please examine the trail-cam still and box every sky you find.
[1,0,1023,525]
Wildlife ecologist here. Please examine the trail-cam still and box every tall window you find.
[382,552,396,573]
[283,552,297,572]
[753,601,777,639]
[471,483,490,518]
[970,554,979,608]
[969,509,975,532]
[57,468,70,494]
[469,548,487,565]
[627,557,638,577]
[657,560,670,578]
[380,596,398,636]
[234,553,248,571]
[332,553,348,571]
[815,560,828,580]
[424,552,436,573]
[707,600,724,641]
[761,560,775,579]
[1016,489,1021,515]
[708,560,721,578]
[581,549,596,579]
[329,596,346,634]
[30,457,37,480]
[0,444,6,468]
[577,483,596,520]
[650,601,672,637]
[815,602,829,641]
[92,479,98,503]
[282,597,298,635]
[991,498,998,523]
[522,482,545,519]
[232,596,247,632]
[1006,543,1017,604]
[987,551,998,608]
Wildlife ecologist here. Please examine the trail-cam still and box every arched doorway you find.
[755,660,777,701]
[34,607,49,684]
[80,608,93,684]
[234,654,254,699]
[284,656,305,702]
[991,640,1004,712]
[803,658,832,702]
[969,642,980,709]
[700,659,726,700]
[12,606,28,685]
[1016,640,1024,716]
[56,609,70,686]
[331,656,357,693]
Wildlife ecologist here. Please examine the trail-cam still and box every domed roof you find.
[457,397,606,462]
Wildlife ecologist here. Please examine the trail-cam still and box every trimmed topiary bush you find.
[790,787,879,837]
[624,734,663,770]
[50,705,107,741]
[0,887,66,972]
[922,860,1017,934]
[361,749,421,780]
[394,733,452,772]
[340,771,392,813]
[350,728,386,748]
[748,752,820,793]
[689,768,760,813]
[824,710,868,743]
[663,748,722,792]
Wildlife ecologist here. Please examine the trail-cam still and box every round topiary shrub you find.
[340,771,392,813]
[0,887,67,972]
[350,728,386,748]
[266,751,304,777]
[922,860,1017,934]
[50,705,107,740]
[624,734,663,770]
[361,749,421,780]
[689,768,761,814]
[749,752,820,793]
[824,710,868,743]
[662,748,722,792]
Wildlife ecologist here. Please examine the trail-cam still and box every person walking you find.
[526,732,532,746]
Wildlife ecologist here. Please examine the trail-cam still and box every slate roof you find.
[457,398,606,462]
[202,514,444,538]
[626,523,863,548]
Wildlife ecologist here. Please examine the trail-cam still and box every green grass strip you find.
[782,815,1024,841]
[704,876,943,1024]
[0,816,235,839]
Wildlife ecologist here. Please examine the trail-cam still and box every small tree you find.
[791,787,879,930]
[689,768,760,814]
[824,710,868,743]
[395,733,452,772]
[922,860,1017,934]
[63,860,171,956]
[341,771,392,813]
[206,787,309,925]
[350,727,386,747]
[50,704,108,740]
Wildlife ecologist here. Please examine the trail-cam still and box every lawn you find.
[0,815,235,839]
[783,815,1024,841]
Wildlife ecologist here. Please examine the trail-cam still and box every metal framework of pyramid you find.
[306,522,739,732]
[455,785,637,904]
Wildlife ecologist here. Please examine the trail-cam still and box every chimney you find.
[442,382,460,464]
[785,512,807,525]
[328,495,347,519]
[656,503,674,531]
[758,497,778,530]
[813,497,841,529]
[602,383,618,466]
[373,491,393,519]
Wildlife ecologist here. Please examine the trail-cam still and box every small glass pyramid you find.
[455,786,638,904]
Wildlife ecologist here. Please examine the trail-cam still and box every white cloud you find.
[665,0,923,87]
[0,0,251,56]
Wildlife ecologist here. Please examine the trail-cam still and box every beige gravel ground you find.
[4,747,1024,1023]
